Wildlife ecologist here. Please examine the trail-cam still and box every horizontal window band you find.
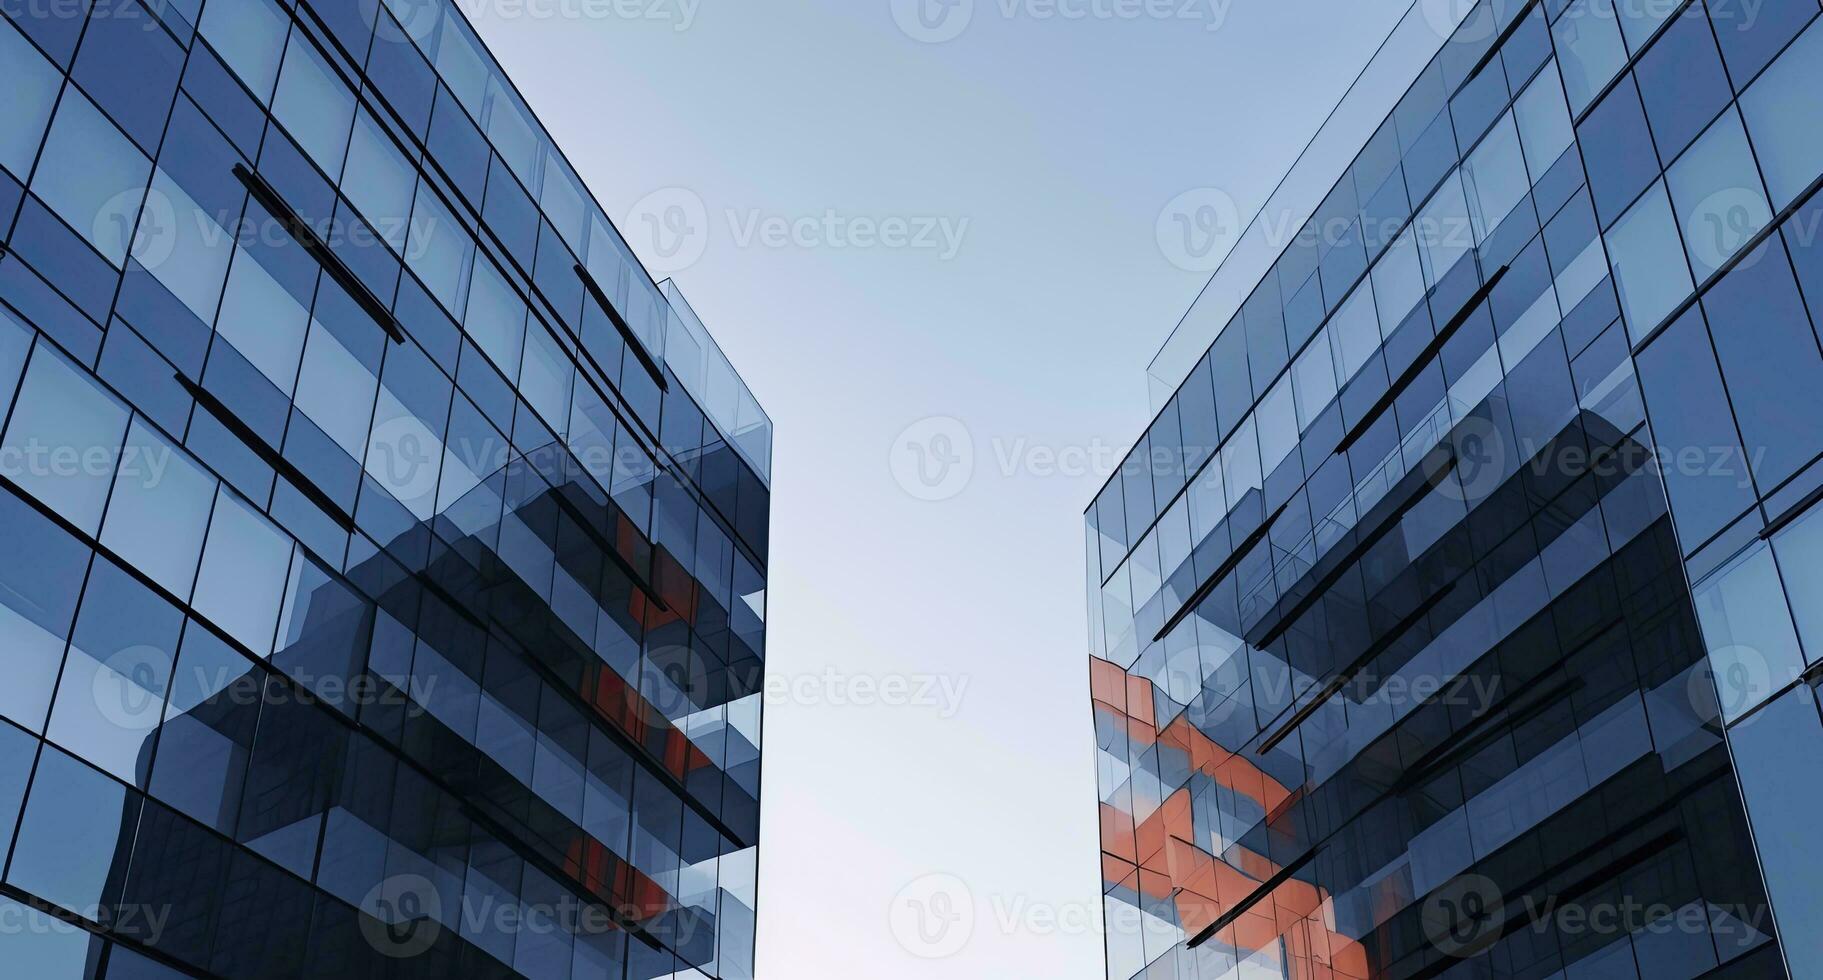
[177,372,358,534]
[577,264,670,394]
[1248,449,1460,650]
[1255,580,1461,755]
[1462,0,1542,85]
[544,479,671,613]
[1761,477,1823,542]
[1153,498,1289,643]
[230,164,404,346]
[1333,263,1509,456]
[1631,166,1823,356]
[1184,847,1318,950]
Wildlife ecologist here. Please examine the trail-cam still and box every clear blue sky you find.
[469,1,1415,975]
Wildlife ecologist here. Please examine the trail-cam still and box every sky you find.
[465,0,1418,975]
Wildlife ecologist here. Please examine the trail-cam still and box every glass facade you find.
[0,0,769,974]
[1088,1,1823,978]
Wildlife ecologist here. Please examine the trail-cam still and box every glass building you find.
[1088,0,1823,977]
[0,0,771,973]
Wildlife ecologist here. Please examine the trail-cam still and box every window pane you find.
[0,721,37,855]
[29,87,151,265]
[7,746,140,917]
[406,182,472,312]
[1372,228,1423,328]
[198,0,289,102]
[0,18,62,180]
[1774,505,1823,662]
[0,898,104,978]
[1606,181,1694,342]
[192,489,294,656]
[1258,376,1298,475]
[1634,305,1754,547]
[47,559,182,785]
[293,315,379,458]
[1667,108,1772,280]
[464,258,527,378]
[1700,246,1823,490]
[1513,64,1573,180]
[1729,683,1823,978]
[342,108,415,250]
[1694,540,1805,722]
[1634,6,1733,161]
[214,248,311,395]
[1579,76,1660,228]
[1292,327,1339,431]
[271,39,356,175]
[1417,173,1472,287]
[1554,0,1628,115]
[100,419,216,598]
[1,345,131,534]
[148,626,261,833]
[0,491,90,732]
[1330,283,1381,384]
[1463,112,1529,241]
[1740,18,1823,210]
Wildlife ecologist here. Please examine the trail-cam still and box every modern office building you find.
[1088,0,1823,977]
[0,0,771,974]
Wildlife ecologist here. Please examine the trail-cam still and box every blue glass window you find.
[1706,0,1818,87]
[1606,181,1694,342]
[6,745,141,917]
[1,345,131,534]
[1773,504,1823,661]
[405,183,473,312]
[198,0,289,103]
[1730,683,1823,977]
[1417,173,1473,286]
[1739,18,1823,210]
[1578,76,1660,229]
[147,626,259,833]
[192,488,295,656]
[292,312,380,459]
[0,721,36,854]
[29,87,152,265]
[0,18,63,180]
[70,0,183,153]
[1634,305,1754,547]
[0,898,104,977]
[1463,112,1530,242]
[47,558,182,785]
[1666,108,1772,281]
[1634,7,1733,161]
[1554,0,1629,115]
[1701,246,1823,491]
[341,108,416,251]
[1513,66,1573,180]
[143,170,236,327]
[100,419,216,598]
[214,249,311,395]
[272,38,356,176]
[1696,540,1805,721]
[0,489,91,733]
[463,258,526,378]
